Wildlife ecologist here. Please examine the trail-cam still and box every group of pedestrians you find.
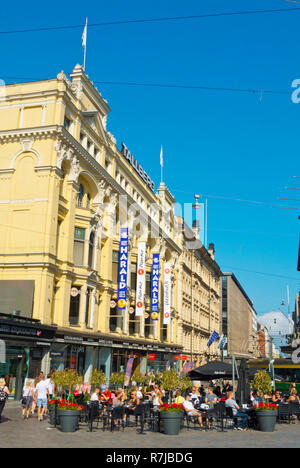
[21,372,54,421]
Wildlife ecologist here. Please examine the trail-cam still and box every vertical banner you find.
[151,253,160,321]
[163,263,171,325]
[117,227,129,310]
[182,361,194,375]
[135,242,146,317]
[124,358,134,387]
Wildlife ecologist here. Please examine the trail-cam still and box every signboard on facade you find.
[121,142,155,192]
[135,242,146,317]
[163,264,171,325]
[117,227,129,310]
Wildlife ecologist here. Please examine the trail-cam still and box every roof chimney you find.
[208,243,215,260]
[192,219,200,240]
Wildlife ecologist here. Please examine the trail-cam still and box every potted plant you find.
[159,403,185,435]
[251,370,278,432]
[90,369,107,391]
[131,370,146,387]
[57,399,84,432]
[109,372,126,390]
[47,398,61,426]
[159,371,183,435]
[52,370,83,432]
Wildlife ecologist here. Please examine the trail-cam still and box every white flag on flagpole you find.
[82,18,87,49]
[82,18,88,71]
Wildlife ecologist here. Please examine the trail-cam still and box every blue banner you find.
[117,227,129,310]
[150,253,160,321]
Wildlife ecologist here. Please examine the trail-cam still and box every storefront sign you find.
[181,355,187,361]
[0,318,56,340]
[50,351,63,358]
[117,227,129,310]
[163,264,171,325]
[148,353,155,361]
[174,355,179,361]
[151,253,160,321]
[121,142,155,192]
[64,335,83,343]
[99,339,113,346]
[135,242,146,317]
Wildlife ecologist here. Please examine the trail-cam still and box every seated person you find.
[100,387,112,404]
[205,387,218,407]
[272,390,282,404]
[174,390,185,405]
[183,395,205,429]
[90,387,100,402]
[225,392,249,430]
[189,387,200,405]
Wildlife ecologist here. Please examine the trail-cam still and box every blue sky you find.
[1,0,300,318]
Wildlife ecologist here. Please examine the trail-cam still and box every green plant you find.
[251,370,273,406]
[162,370,179,404]
[90,369,106,389]
[178,375,192,392]
[109,372,126,388]
[131,369,146,386]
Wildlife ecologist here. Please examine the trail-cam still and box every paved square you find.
[1,401,300,448]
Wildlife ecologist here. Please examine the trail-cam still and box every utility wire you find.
[1,75,291,97]
[0,7,300,35]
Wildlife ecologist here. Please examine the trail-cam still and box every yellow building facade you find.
[0,65,183,393]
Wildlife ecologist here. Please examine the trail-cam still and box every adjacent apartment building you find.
[221,272,258,359]
[176,218,222,367]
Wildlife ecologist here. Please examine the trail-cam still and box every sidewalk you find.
[1,401,300,448]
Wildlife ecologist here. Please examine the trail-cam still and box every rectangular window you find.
[112,250,119,283]
[85,288,91,327]
[130,263,137,290]
[64,116,72,131]
[69,286,81,325]
[74,227,85,265]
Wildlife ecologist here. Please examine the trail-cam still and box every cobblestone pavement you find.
[1,401,300,448]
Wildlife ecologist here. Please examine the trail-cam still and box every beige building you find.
[222,273,257,359]
[176,218,222,368]
[0,65,184,397]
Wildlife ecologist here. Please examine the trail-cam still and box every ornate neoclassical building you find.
[0,65,183,390]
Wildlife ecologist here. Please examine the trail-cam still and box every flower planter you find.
[256,411,278,432]
[49,407,60,426]
[58,409,81,433]
[160,412,183,435]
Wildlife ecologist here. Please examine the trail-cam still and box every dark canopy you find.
[188,360,235,381]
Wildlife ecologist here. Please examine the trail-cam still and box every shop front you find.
[0,313,56,400]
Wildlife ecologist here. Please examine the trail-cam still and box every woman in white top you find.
[22,380,34,420]
[152,390,163,408]
[0,378,10,423]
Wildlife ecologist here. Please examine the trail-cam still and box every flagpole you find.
[160,145,163,184]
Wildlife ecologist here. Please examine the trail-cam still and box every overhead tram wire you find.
[1,7,300,35]
[1,75,291,98]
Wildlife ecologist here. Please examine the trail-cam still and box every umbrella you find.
[188,360,235,381]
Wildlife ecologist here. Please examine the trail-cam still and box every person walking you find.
[31,376,40,415]
[35,375,49,421]
[0,378,10,423]
[21,380,34,420]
